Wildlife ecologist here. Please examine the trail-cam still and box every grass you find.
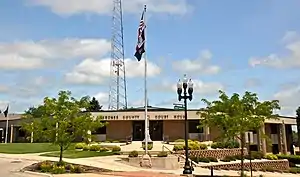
[0,143,75,154]
[40,150,116,158]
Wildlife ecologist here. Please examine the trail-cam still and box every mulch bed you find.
[22,161,114,174]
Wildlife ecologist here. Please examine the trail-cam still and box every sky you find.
[0,0,300,117]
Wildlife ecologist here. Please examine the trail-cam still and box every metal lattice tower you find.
[108,0,128,110]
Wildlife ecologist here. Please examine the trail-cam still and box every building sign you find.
[102,114,186,120]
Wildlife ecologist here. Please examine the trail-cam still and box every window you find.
[18,128,26,137]
[270,124,278,134]
[92,126,106,134]
[188,120,203,133]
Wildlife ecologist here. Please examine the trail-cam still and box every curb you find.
[22,170,53,177]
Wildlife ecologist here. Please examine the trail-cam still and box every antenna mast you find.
[108,0,128,110]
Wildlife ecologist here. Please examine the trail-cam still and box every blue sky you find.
[0,0,300,116]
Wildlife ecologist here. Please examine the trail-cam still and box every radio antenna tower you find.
[108,0,128,110]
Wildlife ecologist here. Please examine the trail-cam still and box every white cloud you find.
[249,31,300,69]
[93,92,109,109]
[26,0,191,16]
[0,39,110,70]
[65,58,161,85]
[151,79,224,95]
[0,100,9,111]
[273,85,300,116]
[125,58,161,78]
[172,50,221,75]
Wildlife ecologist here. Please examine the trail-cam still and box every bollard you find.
[210,166,214,177]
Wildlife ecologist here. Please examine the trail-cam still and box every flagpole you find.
[143,4,149,154]
[4,107,8,144]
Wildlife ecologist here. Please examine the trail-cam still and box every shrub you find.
[173,144,184,151]
[199,143,208,150]
[55,161,66,167]
[277,154,300,164]
[211,140,240,149]
[157,151,168,157]
[142,144,153,150]
[51,165,66,174]
[128,150,138,157]
[224,140,240,149]
[210,142,218,149]
[175,139,185,142]
[207,157,218,162]
[104,140,111,143]
[264,154,278,160]
[65,164,74,171]
[221,156,236,162]
[234,154,242,160]
[210,142,223,149]
[111,146,121,152]
[198,157,210,163]
[289,167,300,174]
[39,161,52,172]
[264,167,275,172]
[100,147,109,152]
[190,156,198,163]
[89,145,101,151]
[250,151,263,159]
[82,145,90,151]
[71,165,83,173]
[112,140,120,143]
[74,143,85,149]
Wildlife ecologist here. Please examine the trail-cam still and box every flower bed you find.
[23,161,113,174]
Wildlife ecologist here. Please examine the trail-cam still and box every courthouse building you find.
[0,106,297,154]
[91,106,296,154]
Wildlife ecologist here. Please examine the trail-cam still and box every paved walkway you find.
[0,153,299,177]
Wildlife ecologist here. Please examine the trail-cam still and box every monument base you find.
[139,154,152,168]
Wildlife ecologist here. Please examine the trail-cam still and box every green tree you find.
[296,107,300,147]
[292,130,298,144]
[198,90,280,175]
[87,97,102,112]
[22,90,105,163]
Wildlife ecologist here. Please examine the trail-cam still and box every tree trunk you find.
[59,145,63,163]
[240,133,245,177]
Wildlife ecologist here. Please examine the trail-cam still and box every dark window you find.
[92,126,106,134]
[249,129,257,134]
[188,120,203,133]
[270,124,278,134]
[18,128,26,137]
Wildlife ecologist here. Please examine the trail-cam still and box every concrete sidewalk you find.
[0,153,299,177]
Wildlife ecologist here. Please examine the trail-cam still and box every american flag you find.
[134,8,146,61]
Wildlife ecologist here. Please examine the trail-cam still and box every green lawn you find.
[40,150,116,158]
[0,143,75,154]
[0,143,59,154]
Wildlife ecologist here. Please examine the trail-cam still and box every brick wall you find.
[176,148,248,160]
[201,160,289,171]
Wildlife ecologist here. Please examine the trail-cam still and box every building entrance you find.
[132,120,163,141]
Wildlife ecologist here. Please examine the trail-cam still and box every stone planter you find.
[125,155,179,170]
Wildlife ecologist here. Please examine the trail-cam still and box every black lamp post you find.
[177,74,193,174]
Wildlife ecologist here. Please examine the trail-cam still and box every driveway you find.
[0,157,44,177]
